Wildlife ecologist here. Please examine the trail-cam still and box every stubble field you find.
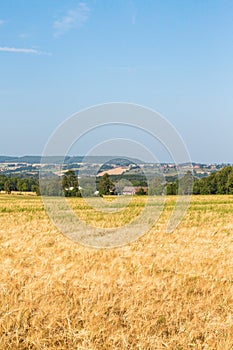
[0,194,233,349]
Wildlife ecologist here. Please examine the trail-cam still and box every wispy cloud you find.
[0,20,5,26]
[0,46,51,55]
[53,2,91,37]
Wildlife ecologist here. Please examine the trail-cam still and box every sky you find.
[0,0,233,163]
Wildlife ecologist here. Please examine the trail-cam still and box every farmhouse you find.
[122,186,147,195]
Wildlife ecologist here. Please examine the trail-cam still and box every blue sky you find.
[0,0,233,163]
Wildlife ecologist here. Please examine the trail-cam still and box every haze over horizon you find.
[1,1,233,163]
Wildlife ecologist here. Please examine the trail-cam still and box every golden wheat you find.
[0,194,233,349]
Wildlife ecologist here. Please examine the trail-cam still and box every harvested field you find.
[97,167,129,176]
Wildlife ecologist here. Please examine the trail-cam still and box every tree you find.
[226,168,233,194]
[216,166,233,194]
[0,175,7,191]
[148,177,164,195]
[193,166,233,195]
[135,187,147,195]
[178,171,194,195]
[31,184,40,196]
[193,180,201,194]
[166,182,177,195]
[17,178,28,192]
[62,170,80,197]
[40,177,63,196]
[98,173,114,195]
[4,180,11,194]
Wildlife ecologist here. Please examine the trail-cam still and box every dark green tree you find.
[166,182,178,195]
[193,179,201,194]
[17,178,28,192]
[226,168,233,194]
[4,180,11,194]
[62,170,80,197]
[216,166,232,194]
[98,173,114,195]
[193,166,233,195]
[0,175,7,191]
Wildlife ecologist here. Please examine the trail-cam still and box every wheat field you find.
[0,194,233,349]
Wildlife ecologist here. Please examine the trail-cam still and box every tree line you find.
[166,166,233,195]
[193,166,233,194]
[1,166,233,196]
[0,175,39,194]
[60,167,233,196]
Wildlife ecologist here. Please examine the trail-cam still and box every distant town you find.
[0,155,231,179]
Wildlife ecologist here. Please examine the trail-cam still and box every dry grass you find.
[0,194,233,349]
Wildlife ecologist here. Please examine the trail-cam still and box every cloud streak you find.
[0,20,5,26]
[0,46,51,55]
[53,2,91,36]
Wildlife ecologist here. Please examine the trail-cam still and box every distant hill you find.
[0,156,42,163]
[0,155,144,165]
